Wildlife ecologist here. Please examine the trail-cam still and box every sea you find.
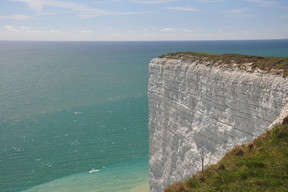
[0,40,288,192]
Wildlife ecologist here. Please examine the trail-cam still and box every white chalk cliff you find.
[148,55,288,192]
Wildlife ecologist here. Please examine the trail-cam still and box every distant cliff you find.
[148,53,288,192]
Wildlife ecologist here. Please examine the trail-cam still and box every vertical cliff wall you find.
[148,55,288,192]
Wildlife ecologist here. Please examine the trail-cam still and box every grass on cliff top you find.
[159,52,288,77]
[164,122,288,192]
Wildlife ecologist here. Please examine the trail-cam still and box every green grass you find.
[159,52,288,77]
[164,123,288,192]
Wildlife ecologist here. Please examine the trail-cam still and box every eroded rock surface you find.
[148,57,288,192]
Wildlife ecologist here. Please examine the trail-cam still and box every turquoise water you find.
[22,157,148,192]
[0,40,288,192]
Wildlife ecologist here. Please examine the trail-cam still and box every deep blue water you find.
[0,40,287,192]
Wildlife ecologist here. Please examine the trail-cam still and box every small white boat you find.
[89,168,99,173]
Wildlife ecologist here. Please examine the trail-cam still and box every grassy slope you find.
[164,123,288,192]
[159,52,288,77]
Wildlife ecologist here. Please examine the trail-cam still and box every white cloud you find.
[160,28,176,32]
[4,26,31,32]
[245,0,278,7]
[3,25,59,33]
[183,29,193,33]
[19,26,32,31]
[10,0,142,19]
[198,0,225,2]
[10,0,80,11]
[161,28,202,33]
[9,0,43,11]
[80,30,95,34]
[79,10,142,19]
[224,8,249,14]
[0,25,70,40]
[4,25,18,31]
[131,0,178,4]
[165,7,200,12]
[11,0,107,13]
[224,8,252,17]
[0,14,32,20]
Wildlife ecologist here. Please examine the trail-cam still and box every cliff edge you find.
[148,52,288,192]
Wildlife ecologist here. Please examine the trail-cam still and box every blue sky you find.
[0,0,288,41]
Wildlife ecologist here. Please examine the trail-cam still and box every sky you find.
[0,0,288,41]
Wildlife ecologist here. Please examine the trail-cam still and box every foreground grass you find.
[164,123,288,192]
[160,52,288,77]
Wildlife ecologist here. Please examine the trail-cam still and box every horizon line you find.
[0,38,287,43]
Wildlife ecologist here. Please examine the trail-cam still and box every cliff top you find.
[159,52,288,77]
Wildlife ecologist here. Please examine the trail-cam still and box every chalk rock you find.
[148,58,288,192]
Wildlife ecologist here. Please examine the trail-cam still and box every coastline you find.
[130,184,149,192]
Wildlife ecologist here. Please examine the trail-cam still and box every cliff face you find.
[148,56,288,192]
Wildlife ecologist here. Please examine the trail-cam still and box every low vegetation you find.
[164,122,288,192]
[159,52,288,77]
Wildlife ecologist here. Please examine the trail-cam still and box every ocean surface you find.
[0,40,288,192]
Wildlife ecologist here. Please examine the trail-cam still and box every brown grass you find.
[163,123,288,192]
[159,52,288,77]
